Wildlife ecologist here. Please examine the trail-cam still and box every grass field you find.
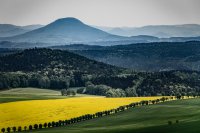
[1,88,199,133]
[29,98,200,133]
[0,87,100,103]
[0,88,162,130]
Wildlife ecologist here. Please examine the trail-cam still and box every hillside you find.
[0,48,123,91]
[0,96,161,130]
[0,48,200,97]
[0,87,62,103]
[29,98,200,133]
[56,41,200,71]
[0,48,120,74]
[0,87,98,103]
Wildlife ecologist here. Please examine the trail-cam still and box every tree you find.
[12,127,16,132]
[24,126,27,131]
[66,89,77,96]
[34,124,38,129]
[52,121,56,127]
[125,87,138,97]
[39,76,50,88]
[6,127,11,133]
[115,89,126,97]
[39,124,42,129]
[77,87,86,94]
[61,89,67,96]
[1,128,5,133]
[48,122,51,128]
[176,93,182,99]
[29,125,32,130]
[105,89,116,97]
[44,123,47,128]
[18,126,22,132]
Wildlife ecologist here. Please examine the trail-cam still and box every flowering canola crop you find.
[0,97,162,129]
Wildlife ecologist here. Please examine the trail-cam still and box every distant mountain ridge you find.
[0,18,127,44]
[0,24,43,37]
[1,18,200,47]
[97,24,200,38]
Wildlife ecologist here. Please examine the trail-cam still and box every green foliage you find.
[106,88,126,97]
[66,89,76,96]
[72,41,200,71]
[61,89,67,96]
[125,87,138,97]
[76,87,86,94]
[0,48,200,97]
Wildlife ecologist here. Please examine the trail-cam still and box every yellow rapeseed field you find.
[0,97,162,129]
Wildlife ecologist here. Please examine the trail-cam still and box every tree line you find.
[2,96,197,133]
[1,70,200,98]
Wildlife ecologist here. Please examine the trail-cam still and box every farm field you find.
[0,88,162,130]
[33,98,200,133]
[0,87,98,103]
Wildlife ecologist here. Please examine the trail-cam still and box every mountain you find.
[0,18,126,44]
[21,24,44,30]
[0,36,159,48]
[0,24,43,37]
[1,19,200,47]
[0,24,28,37]
[52,41,200,72]
[98,24,200,38]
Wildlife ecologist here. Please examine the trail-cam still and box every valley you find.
[0,9,199,133]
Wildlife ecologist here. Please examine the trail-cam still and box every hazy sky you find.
[0,0,200,27]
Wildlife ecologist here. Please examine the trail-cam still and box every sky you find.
[0,0,200,27]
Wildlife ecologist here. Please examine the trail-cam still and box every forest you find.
[0,48,200,97]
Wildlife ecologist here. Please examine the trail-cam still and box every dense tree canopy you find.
[0,48,200,97]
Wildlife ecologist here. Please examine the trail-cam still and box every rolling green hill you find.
[0,87,98,103]
[32,98,200,133]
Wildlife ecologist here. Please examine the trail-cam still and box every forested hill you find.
[0,48,200,97]
[55,41,200,71]
[0,48,122,75]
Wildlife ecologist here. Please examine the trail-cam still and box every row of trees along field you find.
[2,96,196,133]
[1,70,200,97]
